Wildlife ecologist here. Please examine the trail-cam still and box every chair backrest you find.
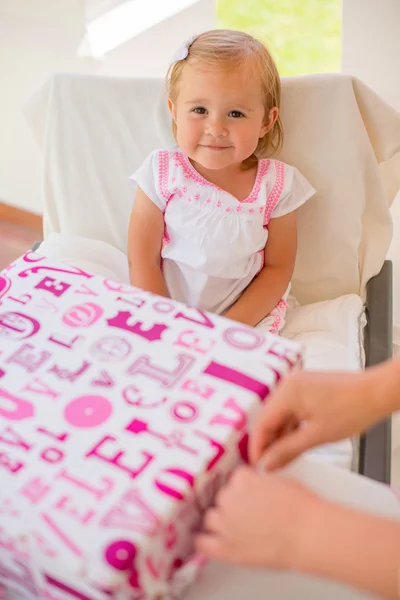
[25,73,400,304]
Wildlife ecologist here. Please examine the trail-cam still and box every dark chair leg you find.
[359,260,393,483]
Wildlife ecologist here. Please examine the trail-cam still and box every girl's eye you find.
[229,110,245,118]
[193,107,207,114]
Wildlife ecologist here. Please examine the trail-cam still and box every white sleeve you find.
[271,166,316,219]
[128,150,166,211]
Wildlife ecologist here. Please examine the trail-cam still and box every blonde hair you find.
[166,29,283,166]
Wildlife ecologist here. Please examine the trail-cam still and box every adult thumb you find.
[260,428,314,471]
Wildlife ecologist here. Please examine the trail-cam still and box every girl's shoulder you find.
[140,147,189,178]
[259,158,316,220]
[258,158,315,194]
[258,158,294,182]
[144,146,181,162]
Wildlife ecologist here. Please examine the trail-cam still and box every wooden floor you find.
[0,220,41,271]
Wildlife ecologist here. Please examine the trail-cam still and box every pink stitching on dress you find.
[263,161,286,228]
[256,249,265,275]
[270,298,288,334]
[175,152,211,188]
[243,159,271,203]
[158,150,171,202]
[162,227,171,249]
[158,151,173,251]
[174,151,270,204]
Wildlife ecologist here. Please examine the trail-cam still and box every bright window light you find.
[80,0,200,57]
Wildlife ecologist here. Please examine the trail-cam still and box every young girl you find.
[128,30,315,333]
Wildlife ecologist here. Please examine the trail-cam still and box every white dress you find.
[130,148,315,333]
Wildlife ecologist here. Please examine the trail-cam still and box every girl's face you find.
[169,63,277,171]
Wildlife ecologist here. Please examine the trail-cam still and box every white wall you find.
[96,0,215,78]
[0,0,96,214]
[0,0,214,214]
[342,0,400,330]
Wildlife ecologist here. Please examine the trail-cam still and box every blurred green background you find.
[216,0,342,76]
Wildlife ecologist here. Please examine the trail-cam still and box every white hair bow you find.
[170,35,198,65]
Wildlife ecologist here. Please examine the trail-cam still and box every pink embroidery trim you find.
[158,151,173,250]
[256,249,265,275]
[162,226,171,249]
[270,298,289,334]
[263,161,286,228]
[158,150,171,202]
[174,151,270,205]
[244,159,270,204]
[183,194,258,213]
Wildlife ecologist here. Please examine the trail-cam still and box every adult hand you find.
[196,465,400,600]
[196,466,321,569]
[250,367,389,471]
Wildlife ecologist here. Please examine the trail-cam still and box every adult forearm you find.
[224,265,290,327]
[296,500,400,599]
[373,358,400,419]
[129,263,169,298]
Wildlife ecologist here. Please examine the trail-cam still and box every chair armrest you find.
[359,260,393,483]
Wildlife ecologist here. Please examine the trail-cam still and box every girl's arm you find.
[127,187,169,297]
[224,212,297,327]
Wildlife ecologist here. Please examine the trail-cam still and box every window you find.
[216,0,342,76]
[81,0,200,57]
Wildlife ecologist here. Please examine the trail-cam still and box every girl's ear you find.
[260,107,279,138]
[168,98,177,121]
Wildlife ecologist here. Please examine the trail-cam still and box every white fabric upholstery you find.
[24,73,400,305]
[283,294,367,471]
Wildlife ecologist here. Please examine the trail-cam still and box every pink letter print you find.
[62,303,103,328]
[64,396,112,428]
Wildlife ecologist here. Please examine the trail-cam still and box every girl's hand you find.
[250,367,390,471]
[196,466,321,570]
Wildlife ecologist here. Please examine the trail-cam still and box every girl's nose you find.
[205,119,228,138]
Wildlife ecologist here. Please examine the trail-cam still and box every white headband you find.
[169,35,198,65]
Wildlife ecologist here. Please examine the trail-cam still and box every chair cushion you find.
[283,294,366,470]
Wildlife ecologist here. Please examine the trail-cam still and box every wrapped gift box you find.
[0,252,301,600]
